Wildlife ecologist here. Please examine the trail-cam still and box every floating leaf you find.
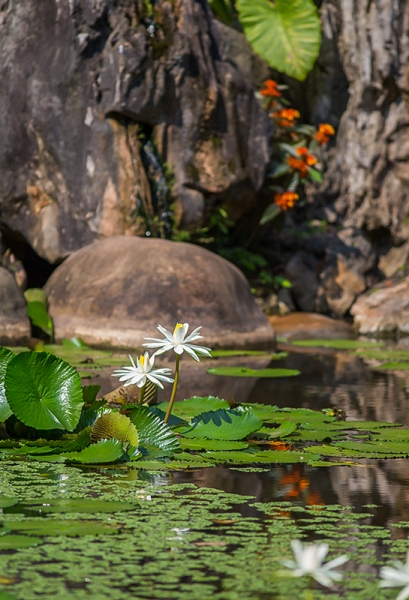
[129,407,180,453]
[133,459,215,470]
[372,362,409,371]
[6,519,119,537]
[156,396,230,421]
[63,439,124,464]
[256,420,298,439]
[0,346,15,422]
[0,534,43,549]
[179,438,249,451]
[5,352,83,431]
[207,367,300,378]
[91,412,139,446]
[236,0,321,80]
[210,350,269,358]
[180,408,262,441]
[291,339,385,349]
[0,498,17,509]
[0,591,19,600]
[22,498,134,513]
[202,449,321,464]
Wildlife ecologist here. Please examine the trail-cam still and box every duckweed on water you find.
[0,460,406,599]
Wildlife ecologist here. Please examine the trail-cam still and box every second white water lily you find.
[143,323,212,362]
[279,540,348,588]
[379,553,409,600]
[112,352,174,389]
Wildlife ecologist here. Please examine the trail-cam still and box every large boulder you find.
[351,277,409,336]
[44,236,274,349]
[0,0,271,263]
[0,267,30,345]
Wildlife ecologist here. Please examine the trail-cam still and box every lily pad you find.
[0,498,18,509]
[207,367,300,378]
[179,408,262,440]
[202,449,321,464]
[179,438,249,451]
[63,439,124,464]
[22,498,134,513]
[5,351,83,431]
[0,346,15,422]
[0,534,43,549]
[134,459,215,470]
[210,350,269,357]
[372,362,409,371]
[6,519,119,537]
[156,396,230,420]
[291,339,385,349]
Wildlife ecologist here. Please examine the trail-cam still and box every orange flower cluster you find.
[286,146,317,177]
[314,123,335,145]
[272,108,300,127]
[274,191,299,211]
[260,79,281,98]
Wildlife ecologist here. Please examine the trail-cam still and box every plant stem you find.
[164,354,180,423]
[139,383,147,407]
[305,577,314,600]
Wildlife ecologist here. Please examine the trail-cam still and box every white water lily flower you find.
[279,540,348,588]
[379,553,409,600]
[143,323,212,362]
[112,352,174,389]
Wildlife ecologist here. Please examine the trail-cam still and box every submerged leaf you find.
[180,408,262,441]
[5,352,83,431]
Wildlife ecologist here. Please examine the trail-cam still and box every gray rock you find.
[379,243,409,278]
[0,0,272,262]
[0,267,30,345]
[44,236,275,350]
[285,251,319,312]
[351,277,409,336]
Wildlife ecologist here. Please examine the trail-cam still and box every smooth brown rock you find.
[44,236,274,350]
[268,312,354,341]
[0,267,30,345]
[379,243,409,278]
[351,278,409,335]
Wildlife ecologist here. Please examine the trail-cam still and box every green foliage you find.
[91,412,139,446]
[129,406,181,454]
[24,288,53,338]
[291,339,385,349]
[208,0,235,23]
[207,366,300,377]
[5,351,84,431]
[179,407,262,440]
[0,346,14,422]
[236,0,321,80]
[63,439,125,464]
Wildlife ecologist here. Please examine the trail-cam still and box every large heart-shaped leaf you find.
[5,352,83,431]
[236,0,321,80]
[0,346,15,422]
[180,408,262,441]
[129,407,180,453]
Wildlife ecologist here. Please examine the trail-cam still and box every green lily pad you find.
[156,396,230,421]
[22,498,134,513]
[207,367,300,378]
[372,362,409,371]
[210,350,269,357]
[179,438,249,451]
[0,534,43,549]
[63,439,124,464]
[255,420,298,439]
[0,498,18,509]
[0,346,15,422]
[6,519,119,537]
[5,351,83,431]
[202,449,321,464]
[291,339,385,349]
[129,407,180,453]
[134,459,215,470]
[180,408,262,441]
[0,591,19,600]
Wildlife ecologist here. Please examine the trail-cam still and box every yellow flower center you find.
[173,323,184,335]
[139,355,145,366]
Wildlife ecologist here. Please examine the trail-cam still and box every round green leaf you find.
[63,438,124,464]
[0,534,43,549]
[5,352,83,431]
[0,346,15,422]
[6,519,119,537]
[236,0,321,81]
[180,408,262,441]
[22,498,134,513]
[207,367,300,378]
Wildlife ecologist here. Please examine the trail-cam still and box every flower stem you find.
[164,354,180,423]
[305,577,314,600]
[139,383,147,407]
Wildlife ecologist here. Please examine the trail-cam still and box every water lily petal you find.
[157,325,175,342]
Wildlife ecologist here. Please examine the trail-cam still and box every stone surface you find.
[0,0,271,262]
[285,251,319,313]
[351,278,409,336]
[379,242,409,278]
[44,236,275,349]
[268,312,354,341]
[0,267,30,345]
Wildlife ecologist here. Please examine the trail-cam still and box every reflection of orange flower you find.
[287,147,317,177]
[306,490,325,507]
[260,79,281,98]
[274,191,299,211]
[271,108,300,127]
[314,123,335,145]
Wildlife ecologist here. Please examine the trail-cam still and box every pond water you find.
[2,345,409,599]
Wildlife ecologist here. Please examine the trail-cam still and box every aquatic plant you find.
[112,351,173,405]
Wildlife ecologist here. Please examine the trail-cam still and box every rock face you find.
[351,278,409,336]
[0,267,30,345]
[306,1,409,246]
[44,236,275,349]
[268,312,354,341]
[0,0,271,263]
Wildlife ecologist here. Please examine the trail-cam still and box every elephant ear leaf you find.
[236,0,321,81]
[0,346,15,422]
[5,352,83,431]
